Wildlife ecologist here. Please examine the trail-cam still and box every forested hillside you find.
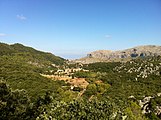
[0,43,64,64]
[0,43,66,98]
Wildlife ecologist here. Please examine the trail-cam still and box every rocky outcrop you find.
[89,45,161,59]
[75,45,161,63]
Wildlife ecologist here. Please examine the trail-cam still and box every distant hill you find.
[0,42,65,65]
[74,45,161,64]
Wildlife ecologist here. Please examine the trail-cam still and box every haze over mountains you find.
[1,42,161,63]
[74,45,161,64]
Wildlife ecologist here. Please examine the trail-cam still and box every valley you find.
[0,42,161,120]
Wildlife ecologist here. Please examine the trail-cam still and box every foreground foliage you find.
[0,81,148,120]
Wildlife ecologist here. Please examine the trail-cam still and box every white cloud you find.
[105,34,112,38]
[17,14,27,20]
[0,33,7,37]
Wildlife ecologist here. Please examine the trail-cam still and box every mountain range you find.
[74,45,161,64]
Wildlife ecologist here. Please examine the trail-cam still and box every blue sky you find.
[0,0,161,59]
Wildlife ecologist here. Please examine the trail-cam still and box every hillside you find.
[0,42,65,65]
[75,45,161,64]
[0,42,66,98]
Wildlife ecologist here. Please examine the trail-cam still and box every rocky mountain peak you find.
[74,45,161,64]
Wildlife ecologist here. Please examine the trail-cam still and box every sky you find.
[0,0,161,59]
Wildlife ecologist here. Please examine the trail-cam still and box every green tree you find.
[0,81,30,120]
[124,101,147,120]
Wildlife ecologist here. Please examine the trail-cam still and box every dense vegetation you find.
[0,42,161,119]
[0,43,66,99]
[0,81,147,120]
[0,43,64,65]
[82,57,161,119]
